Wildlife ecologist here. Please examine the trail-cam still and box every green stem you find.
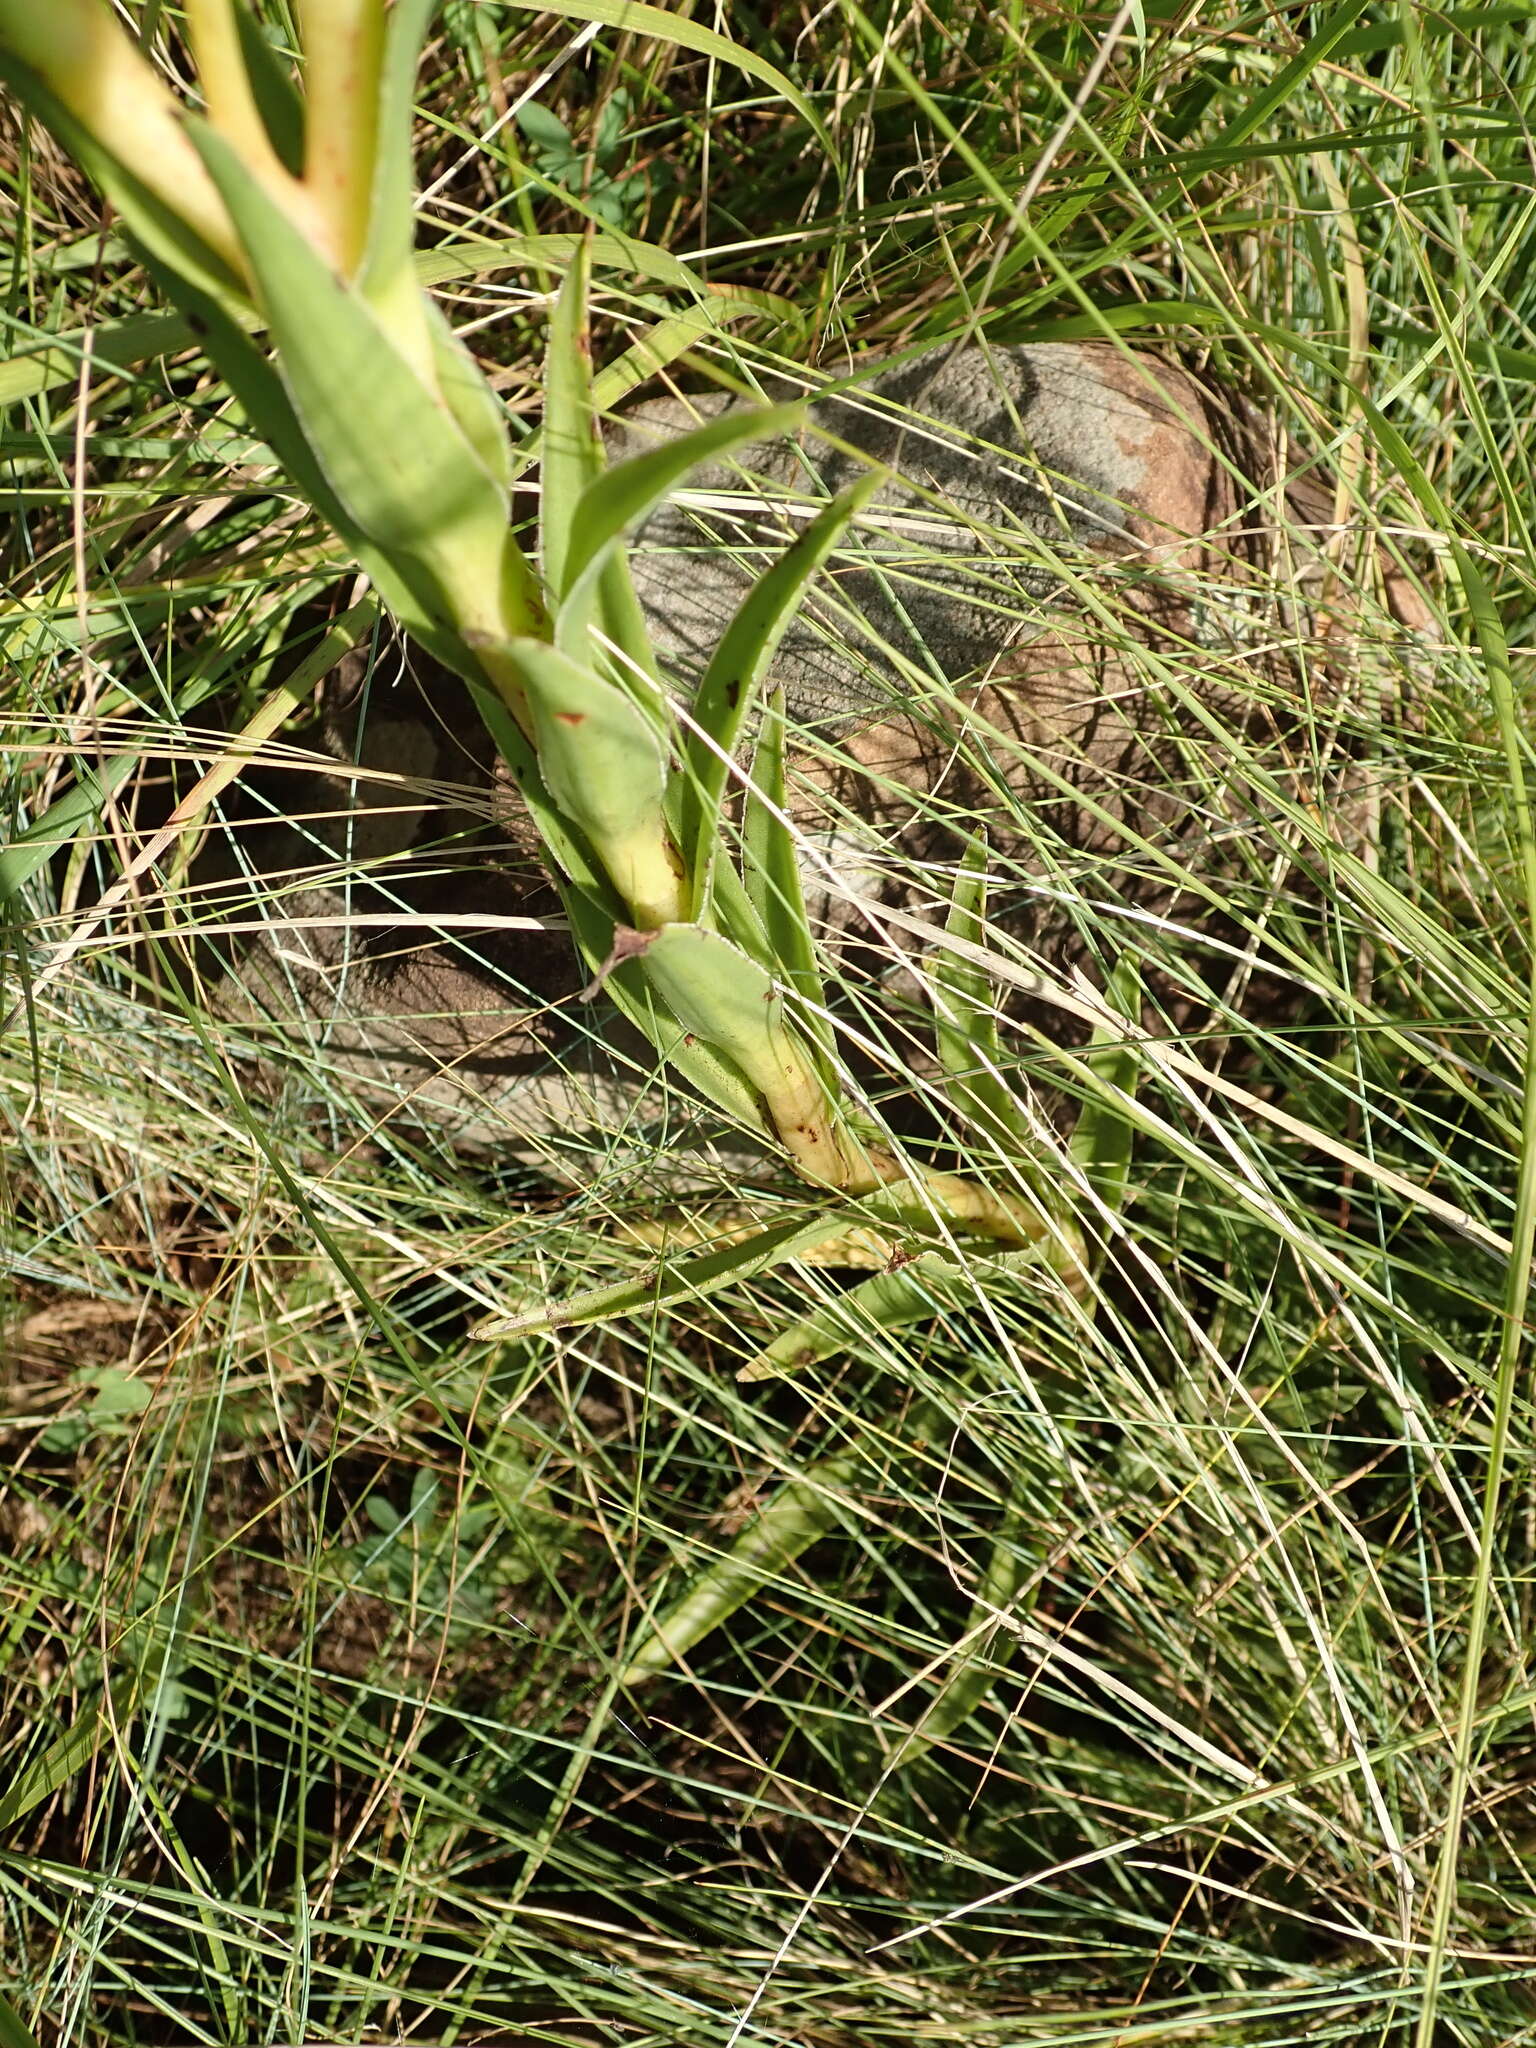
[0,0,239,272]
[299,0,386,276]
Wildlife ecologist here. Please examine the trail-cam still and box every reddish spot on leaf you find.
[555,711,585,726]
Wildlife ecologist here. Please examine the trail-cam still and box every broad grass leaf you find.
[0,1993,39,2048]
[620,1442,864,1683]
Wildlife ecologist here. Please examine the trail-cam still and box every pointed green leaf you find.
[189,122,523,636]
[472,1206,861,1339]
[1068,953,1143,1215]
[560,400,806,625]
[427,296,513,495]
[682,472,882,898]
[620,1440,863,1684]
[739,1241,1055,1381]
[234,5,305,176]
[740,689,834,1065]
[541,240,601,599]
[933,835,1029,1144]
[361,0,436,302]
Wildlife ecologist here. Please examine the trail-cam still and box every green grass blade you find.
[505,0,835,160]
[540,238,600,601]
[933,834,1029,1145]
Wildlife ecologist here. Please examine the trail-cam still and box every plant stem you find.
[0,0,239,272]
[299,0,386,276]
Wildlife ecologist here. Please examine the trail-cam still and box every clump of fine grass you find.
[3,5,1536,2046]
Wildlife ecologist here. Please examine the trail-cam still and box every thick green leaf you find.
[681,473,882,901]
[933,835,1029,1145]
[1067,954,1143,1216]
[490,638,679,927]
[560,400,806,626]
[621,1442,864,1683]
[189,122,526,639]
[637,923,841,1175]
[740,688,834,1066]
[0,43,243,310]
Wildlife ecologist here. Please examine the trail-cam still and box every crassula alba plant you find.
[0,0,1084,1331]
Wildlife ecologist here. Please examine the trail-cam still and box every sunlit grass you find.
[3,4,1536,2045]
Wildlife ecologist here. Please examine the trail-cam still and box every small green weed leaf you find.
[517,100,575,161]
[1068,954,1143,1216]
[621,1442,863,1683]
[40,1365,151,1453]
[490,638,678,927]
[365,1494,401,1535]
[682,472,882,899]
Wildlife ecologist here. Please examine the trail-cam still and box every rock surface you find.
[197,342,1429,1181]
